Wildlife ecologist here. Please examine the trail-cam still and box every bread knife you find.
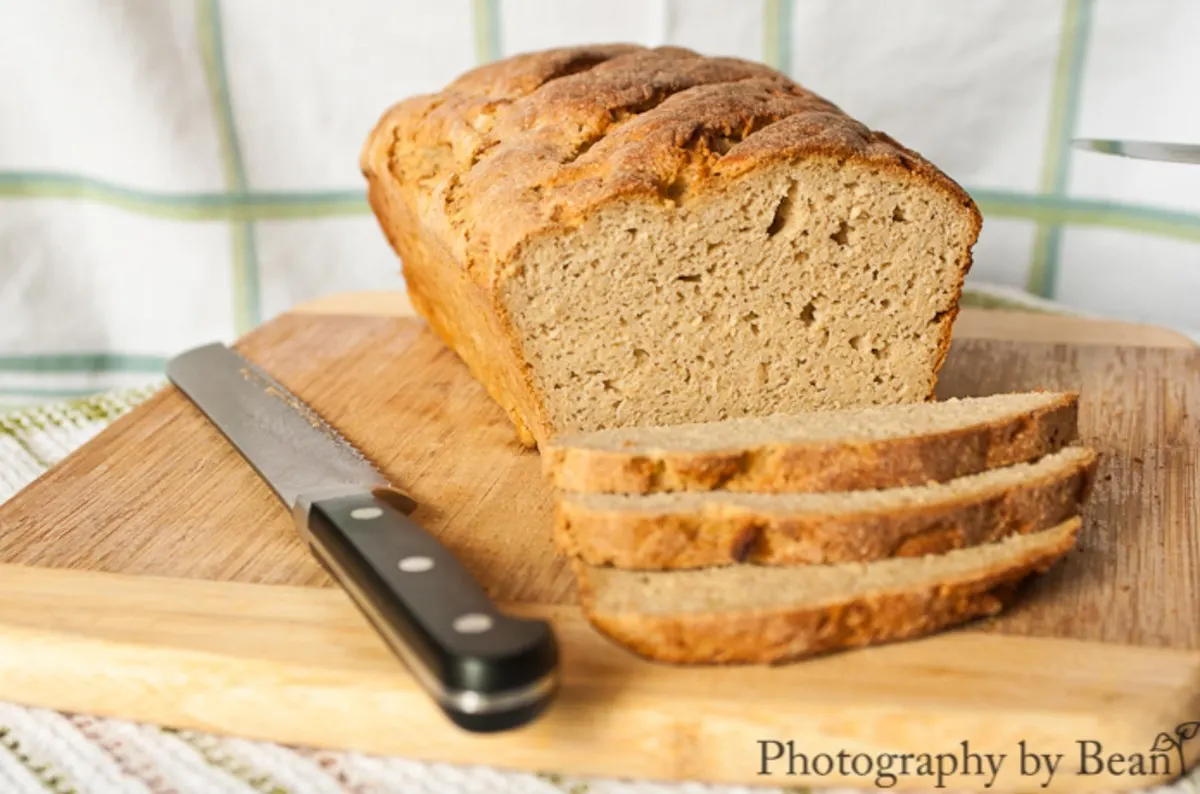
[1072,138,1200,164]
[166,342,559,733]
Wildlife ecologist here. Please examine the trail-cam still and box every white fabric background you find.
[1,0,1199,406]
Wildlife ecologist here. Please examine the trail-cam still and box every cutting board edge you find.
[0,562,1197,793]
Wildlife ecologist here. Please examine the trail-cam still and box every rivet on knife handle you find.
[295,490,560,733]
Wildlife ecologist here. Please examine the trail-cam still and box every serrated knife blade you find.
[167,343,391,507]
[166,342,559,733]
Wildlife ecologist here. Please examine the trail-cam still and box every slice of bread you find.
[574,517,1080,664]
[556,446,1097,569]
[544,391,1077,494]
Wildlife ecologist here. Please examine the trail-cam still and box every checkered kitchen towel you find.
[2,0,1200,407]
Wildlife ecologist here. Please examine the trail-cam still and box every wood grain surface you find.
[0,298,1197,792]
[0,312,1195,647]
[935,341,1200,648]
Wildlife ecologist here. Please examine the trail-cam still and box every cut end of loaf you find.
[575,517,1081,665]
[506,156,978,445]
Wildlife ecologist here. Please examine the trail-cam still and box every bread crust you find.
[361,45,983,448]
[556,448,1096,568]
[544,392,1078,494]
[573,518,1079,665]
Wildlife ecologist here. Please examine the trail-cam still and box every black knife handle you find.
[298,491,559,733]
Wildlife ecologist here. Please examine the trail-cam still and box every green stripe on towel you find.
[1027,0,1094,298]
[762,0,794,75]
[472,0,503,64]
[973,189,1200,243]
[0,386,112,399]
[197,0,262,333]
[0,353,167,374]
[0,173,368,220]
[4,175,1200,247]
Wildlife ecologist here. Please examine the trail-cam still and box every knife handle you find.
[296,492,560,733]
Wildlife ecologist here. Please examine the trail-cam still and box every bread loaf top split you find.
[362,44,979,277]
[363,45,983,447]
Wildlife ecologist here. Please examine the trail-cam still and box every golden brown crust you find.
[361,44,983,447]
[365,176,543,444]
[573,519,1079,665]
[544,393,1079,494]
[555,448,1096,568]
[363,45,980,275]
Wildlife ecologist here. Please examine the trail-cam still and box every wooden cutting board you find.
[0,292,1197,792]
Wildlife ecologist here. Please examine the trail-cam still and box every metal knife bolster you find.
[293,491,560,719]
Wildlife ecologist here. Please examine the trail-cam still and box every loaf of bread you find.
[544,391,1078,494]
[573,517,1079,664]
[556,446,1096,569]
[361,44,983,448]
